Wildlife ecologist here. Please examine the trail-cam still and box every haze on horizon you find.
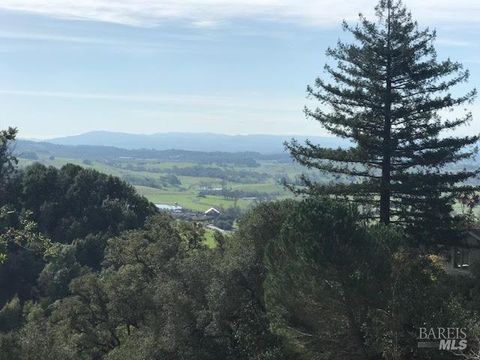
[1,0,479,139]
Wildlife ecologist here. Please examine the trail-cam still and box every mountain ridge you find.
[40,131,350,154]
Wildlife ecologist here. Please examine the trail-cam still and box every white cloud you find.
[0,31,129,45]
[0,30,203,53]
[0,0,479,28]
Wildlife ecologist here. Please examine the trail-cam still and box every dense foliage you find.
[1,188,479,360]
[263,199,478,359]
[6,163,155,243]
[2,133,480,358]
[0,140,156,307]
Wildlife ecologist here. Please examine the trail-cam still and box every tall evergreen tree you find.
[287,0,478,243]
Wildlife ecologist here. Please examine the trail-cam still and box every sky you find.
[0,0,479,138]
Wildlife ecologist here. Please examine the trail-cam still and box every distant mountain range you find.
[43,131,350,154]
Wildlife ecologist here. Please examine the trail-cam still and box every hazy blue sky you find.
[0,0,479,138]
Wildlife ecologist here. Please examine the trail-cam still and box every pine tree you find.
[287,0,478,243]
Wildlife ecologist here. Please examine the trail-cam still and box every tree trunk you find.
[380,0,393,225]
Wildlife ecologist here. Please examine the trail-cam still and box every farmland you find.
[16,150,307,212]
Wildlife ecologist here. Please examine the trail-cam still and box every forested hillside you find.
[3,142,480,358]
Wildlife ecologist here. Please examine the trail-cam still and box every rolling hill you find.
[45,131,350,154]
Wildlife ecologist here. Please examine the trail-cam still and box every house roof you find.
[458,230,480,249]
[204,207,221,215]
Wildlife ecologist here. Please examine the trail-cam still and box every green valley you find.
[15,143,306,212]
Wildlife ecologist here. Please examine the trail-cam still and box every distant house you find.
[443,230,480,274]
[155,205,221,222]
[204,207,221,217]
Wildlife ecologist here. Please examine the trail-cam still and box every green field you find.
[17,151,478,216]
[18,154,302,212]
[134,186,254,211]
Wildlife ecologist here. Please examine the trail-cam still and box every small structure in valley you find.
[204,207,221,217]
[155,204,222,222]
